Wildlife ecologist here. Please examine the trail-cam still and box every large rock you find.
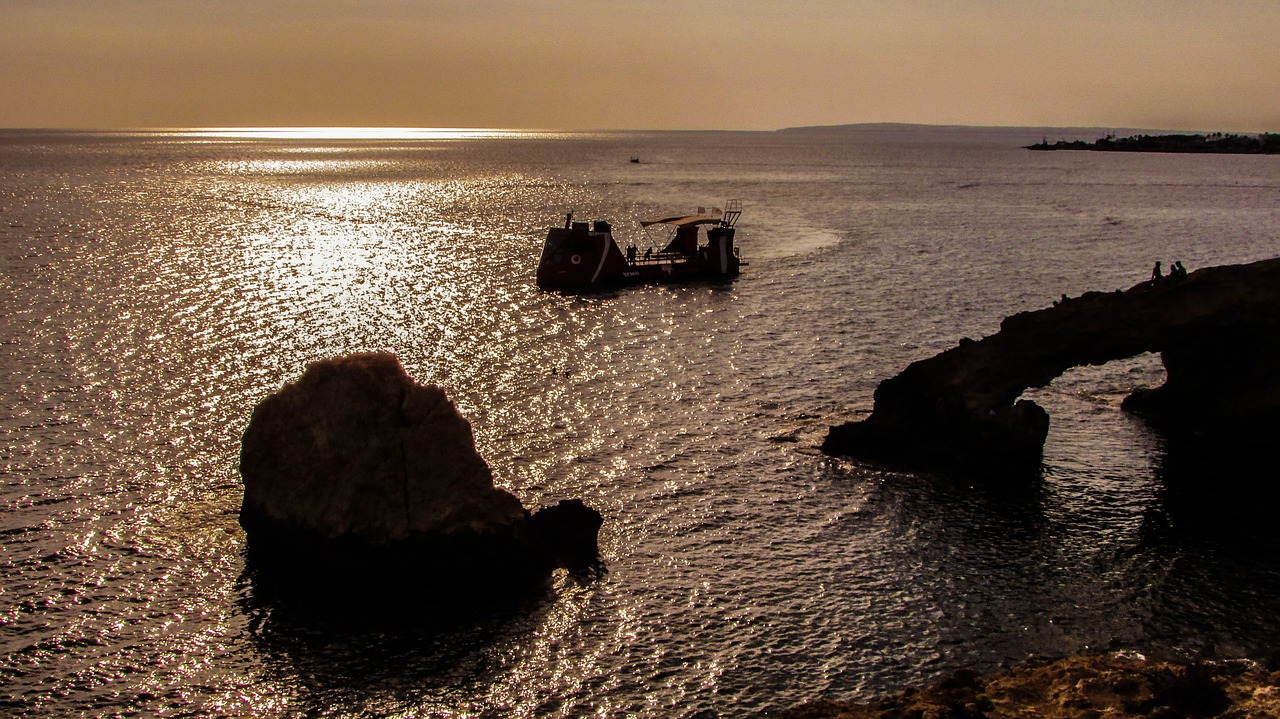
[823,257,1280,475]
[239,352,601,602]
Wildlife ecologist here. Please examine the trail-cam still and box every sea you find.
[2,125,1279,718]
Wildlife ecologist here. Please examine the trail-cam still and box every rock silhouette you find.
[822,257,1280,475]
[239,352,602,604]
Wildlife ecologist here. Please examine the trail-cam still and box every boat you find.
[535,200,745,289]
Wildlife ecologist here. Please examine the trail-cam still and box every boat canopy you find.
[639,214,722,228]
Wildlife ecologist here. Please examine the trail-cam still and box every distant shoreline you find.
[1027,132,1280,154]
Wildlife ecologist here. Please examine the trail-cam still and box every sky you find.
[3,0,1279,132]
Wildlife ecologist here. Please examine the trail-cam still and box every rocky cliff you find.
[822,257,1280,475]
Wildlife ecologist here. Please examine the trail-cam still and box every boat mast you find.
[721,199,741,227]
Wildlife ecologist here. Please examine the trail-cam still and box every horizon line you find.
[1,123,1272,137]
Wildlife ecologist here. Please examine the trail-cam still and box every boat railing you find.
[629,251,695,266]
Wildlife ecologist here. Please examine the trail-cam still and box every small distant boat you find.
[630,156,641,163]
[535,200,746,290]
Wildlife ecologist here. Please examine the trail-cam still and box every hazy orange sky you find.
[4,0,1278,132]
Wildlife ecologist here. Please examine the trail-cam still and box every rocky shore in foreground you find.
[777,655,1280,719]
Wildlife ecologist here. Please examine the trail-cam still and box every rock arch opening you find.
[822,258,1280,475]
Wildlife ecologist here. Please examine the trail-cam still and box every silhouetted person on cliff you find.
[1150,261,1163,282]
[1172,260,1187,278]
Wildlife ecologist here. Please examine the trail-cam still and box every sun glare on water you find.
[186,127,545,140]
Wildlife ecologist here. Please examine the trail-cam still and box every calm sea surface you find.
[2,126,1279,717]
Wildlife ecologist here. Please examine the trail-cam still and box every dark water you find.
[2,126,1279,717]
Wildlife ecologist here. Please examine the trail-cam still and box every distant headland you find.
[1027,132,1280,154]
[773,124,1280,155]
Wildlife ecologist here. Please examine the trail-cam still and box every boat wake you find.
[749,222,843,259]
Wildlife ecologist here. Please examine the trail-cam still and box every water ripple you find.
[3,129,1280,717]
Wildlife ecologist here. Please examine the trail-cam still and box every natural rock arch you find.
[822,257,1280,475]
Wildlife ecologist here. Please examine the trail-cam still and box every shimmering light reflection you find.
[213,158,400,176]
[187,127,549,140]
[5,129,1280,718]
[480,573,610,717]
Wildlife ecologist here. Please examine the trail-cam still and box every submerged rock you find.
[823,257,1280,475]
[239,352,602,603]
